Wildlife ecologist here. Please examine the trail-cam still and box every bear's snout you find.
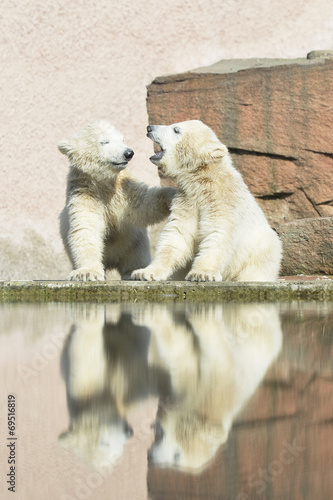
[147,125,159,138]
[124,148,134,160]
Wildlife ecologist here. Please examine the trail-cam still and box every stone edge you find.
[0,280,332,302]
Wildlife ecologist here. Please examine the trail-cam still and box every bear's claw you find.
[67,267,105,282]
[185,271,223,282]
[131,267,168,281]
[131,269,155,281]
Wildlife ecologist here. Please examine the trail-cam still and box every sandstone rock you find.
[277,217,333,275]
[307,50,333,59]
[147,54,333,228]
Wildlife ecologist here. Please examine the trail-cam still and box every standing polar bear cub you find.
[59,120,175,281]
[132,120,282,282]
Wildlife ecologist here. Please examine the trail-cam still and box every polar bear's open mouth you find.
[150,147,165,165]
[147,130,165,165]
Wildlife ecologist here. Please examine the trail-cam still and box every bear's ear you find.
[201,142,228,163]
[58,139,75,156]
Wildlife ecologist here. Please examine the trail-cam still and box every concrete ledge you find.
[0,280,333,302]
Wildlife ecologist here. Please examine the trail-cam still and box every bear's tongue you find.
[150,150,164,164]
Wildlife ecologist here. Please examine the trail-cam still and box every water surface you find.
[1,301,332,499]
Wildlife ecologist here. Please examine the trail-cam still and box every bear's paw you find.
[185,270,223,282]
[131,266,169,281]
[67,267,105,282]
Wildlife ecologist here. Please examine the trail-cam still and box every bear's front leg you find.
[64,198,106,282]
[131,194,197,281]
[128,185,177,227]
[185,225,233,282]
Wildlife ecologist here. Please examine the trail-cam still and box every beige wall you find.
[1,0,332,279]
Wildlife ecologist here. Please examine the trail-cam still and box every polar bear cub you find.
[146,303,282,471]
[132,120,282,282]
[59,120,175,281]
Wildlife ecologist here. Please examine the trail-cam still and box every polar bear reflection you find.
[59,302,282,473]
[143,303,282,472]
[59,304,154,471]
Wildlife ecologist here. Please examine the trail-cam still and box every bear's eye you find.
[173,127,181,134]
[100,139,109,145]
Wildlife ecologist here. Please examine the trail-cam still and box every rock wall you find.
[146,52,333,275]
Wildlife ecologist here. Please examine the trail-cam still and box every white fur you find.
[59,304,147,471]
[132,120,282,282]
[59,302,282,472]
[143,303,282,471]
[59,120,175,281]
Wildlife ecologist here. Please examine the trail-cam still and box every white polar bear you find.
[59,305,133,471]
[58,120,175,281]
[132,120,282,282]
[144,303,282,471]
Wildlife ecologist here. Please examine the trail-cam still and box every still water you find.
[1,301,332,499]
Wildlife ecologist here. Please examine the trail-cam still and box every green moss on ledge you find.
[0,280,332,303]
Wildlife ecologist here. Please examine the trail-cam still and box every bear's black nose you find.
[151,421,164,442]
[147,125,153,133]
[124,148,134,160]
[123,422,134,438]
[147,449,154,464]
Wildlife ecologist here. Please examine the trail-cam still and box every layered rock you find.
[277,217,333,275]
